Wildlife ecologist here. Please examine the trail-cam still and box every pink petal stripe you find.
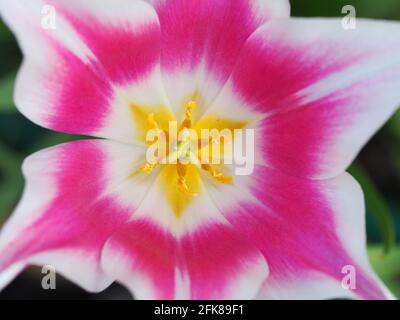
[230,32,353,115]
[156,0,264,75]
[258,96,349,178]
[1,0,164,139]
[57,7,161,85]
[0,141,136,291]
[45,42,113,134]
[181,222,268,300]
[101,220,176,299]
[102,218,268,300]
[150,0,282,114]
[225,19,400,178]
[208,167,390,299]
[46,1,162,132]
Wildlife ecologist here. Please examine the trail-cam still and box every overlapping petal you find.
[0,140,154,292]
[206,166,392,299]
[0,0,168,143]
[146,0,290,119]
[205,18,400,178]
[101,171,269,299]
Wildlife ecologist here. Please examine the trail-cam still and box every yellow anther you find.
[186,100,196,114]
[177,162,187,177]
[214,174,233,184]
[181,100,197,129]
[177,163,197,196]
[201,164,233,184]
[141,162,158,174]
[147,112,160,129]
[177,177,191,195]
[138,101,233,206]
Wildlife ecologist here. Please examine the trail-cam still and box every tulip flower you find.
[0,0,399,299]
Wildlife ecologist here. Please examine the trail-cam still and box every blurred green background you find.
[0,0,399,299]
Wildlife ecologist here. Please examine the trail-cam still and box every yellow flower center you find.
[130,97,247,218]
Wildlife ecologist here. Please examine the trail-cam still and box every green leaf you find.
[29,132,83,153]
[349,163,396,254]
[353,0,400,19]
[0,21,15,43]
[391,145,400,178]
[368,245,400,298]
[0,176,23,221]
[0,71,17,113]
[387,110,400,143]
[385,110,400,178]
[0,141,23,220]
[0,140,22,173]
[292,0,400,19]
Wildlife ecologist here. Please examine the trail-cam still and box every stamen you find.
[181,100,196,129]
[177,162,197,196]
[138,112,163,175]
[201,164,233,184]
[147,112,160,129]
[141,162,158,174]
[138,103,232,207]
[176,128,192,159]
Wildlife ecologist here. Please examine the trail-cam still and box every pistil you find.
[181,100,196,129]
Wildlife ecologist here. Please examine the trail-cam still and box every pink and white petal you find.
[0,263,25,291]
[48,0,161,86]
[0,0,167,143]
[147,0,290,118]
[257,270,392,300]
[0,140,154,292]
[258,270,393,300]
[101,174,268,300]
[206,166,392,300]
[209,18,400,178]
